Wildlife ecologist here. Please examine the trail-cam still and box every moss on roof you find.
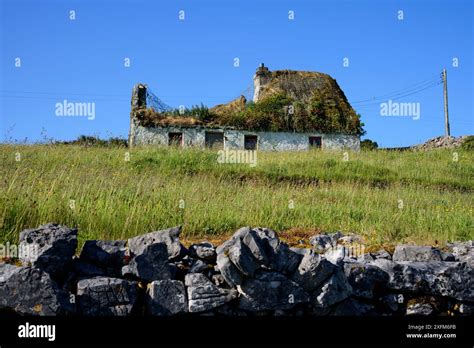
[133,68,364,135]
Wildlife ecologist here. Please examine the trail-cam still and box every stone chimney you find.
[129,83,147,148]
[253,63,271,103]
[131,83,147,112]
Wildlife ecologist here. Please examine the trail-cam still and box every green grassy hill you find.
[0,145,472,250]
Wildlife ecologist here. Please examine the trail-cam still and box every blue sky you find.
[0,0,472,147]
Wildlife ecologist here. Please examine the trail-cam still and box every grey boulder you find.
[251,228,300,273]
[392,245,443,262]
[227,238,258,277]
[344,262,389,299]
[127,226,186,261]
[77,277,138,316]
[122,242,171,282]
[373,259,474,302]
[372,249,392,260]
[449,241,474,264]
[215,226,300,285]
[19,223,78,277]
[338,234,362,245]
[309,232,343,252]
[188,242,216,262]
[406,302,435,315]
[72,259,105,277]
[291,252,336,292]
[216,253,243,287]
[189,259,210,274]
[0,264,73,315]
[238,271,309,312]
[312,269,352,308]
[185,273,237,313]
[146,279,187,316]
[79,240,126,276]
[324,245,352,266]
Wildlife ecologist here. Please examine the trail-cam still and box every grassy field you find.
[0,144,472,250]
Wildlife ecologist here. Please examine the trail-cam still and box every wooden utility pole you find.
[442,68,450,137]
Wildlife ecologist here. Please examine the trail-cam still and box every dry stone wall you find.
[1,223,473,316]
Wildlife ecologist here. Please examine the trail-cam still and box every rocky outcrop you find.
[1,223,473,316]
[413,136,468,150]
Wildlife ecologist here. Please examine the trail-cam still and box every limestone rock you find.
[268,242,301,274]
[392,245,443,262]
[216,253,243,287]
[309,233,336,252]
[185,273,237,313]
[0,264,73,315]
[146,280,187,316]
[189,259,210,274]
[122,242,171,282]
[227,238,258,277]
[188,242,216,262]
[19,223,78,277]
[413,136,467,150]
[290,247,312,257]
[440,251,456,261]
[343,262,389,299]
[215,227,299,285]
[324,246,350,266]
[127,226,186,261]
[79,240,126,276]
[291,252,335,292]
[238,271,309,311]
[77,277,138,316]
[372,249,392,260]
[312,269,352,308]
[242,229,270,266]
[449,241,474,264]
[72,259,105,277]
[338,234,362,245]
[330,297,375,316]
[372,259,474,302]
[406,303,435,315]
[251,228,300,273]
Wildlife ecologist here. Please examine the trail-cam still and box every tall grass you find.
[0,145,472,249]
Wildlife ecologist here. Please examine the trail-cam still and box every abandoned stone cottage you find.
[128,64,361,151]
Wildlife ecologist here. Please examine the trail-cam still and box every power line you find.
[352,81,441,106]
[0,95,126,102]
[352,82,441,108]
[0,90,128,98]
[350,74,441,104]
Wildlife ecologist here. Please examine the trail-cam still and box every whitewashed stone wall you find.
[130,125,360,151]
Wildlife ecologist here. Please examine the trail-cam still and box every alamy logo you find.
[380,99,420,120]
[217,149,257,167]
[18,322,56,341]
[0,242,38,260]
[55,99,95,120]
